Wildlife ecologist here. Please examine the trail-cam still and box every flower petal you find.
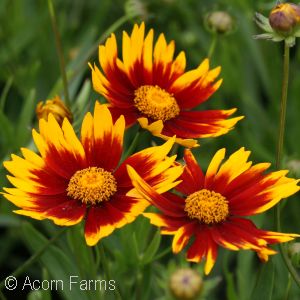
[176,149,204,195]
[137,118,199,148]
[172,222,197,253]
[186,228,218,275]
[127,165,185,217]
[81,102,125,171]
[116,137,182,191]
[143,212,188,234]
[204,148,226,189]
[15,198,86,226]
[84,202,128,246]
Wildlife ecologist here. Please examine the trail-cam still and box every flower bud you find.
[36,95,73,125]
[286,159,300,176]
[169,268,203,300]
[125,0,148,21]
[288,242,300,268]
[269,3,300,34]
[288,242,300,257]
[206,11,234,34]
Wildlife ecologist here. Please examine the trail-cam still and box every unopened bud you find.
[288,242,300,268]
[269,3,300,34]
[125,0,148,21]
[286,159,300,176]
[36,95,73,125]
[206,11,234,34]
[169,268,203,300]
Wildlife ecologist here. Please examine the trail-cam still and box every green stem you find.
[275,42,289,170]
[0,228,67,291]
[122,130,141,161]
[208,33,218,59]
[47,0,70,107]
[135,270,142,300]
[275,42,300,288]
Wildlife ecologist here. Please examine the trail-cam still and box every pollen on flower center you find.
[133,85,180,121]
[184,189,229,224]
[67,167,117,205]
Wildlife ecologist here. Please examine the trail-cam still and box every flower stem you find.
[208,33,218,59]
[275,42,289,170]
[275,42,300,287]
[0,227,67,291]
[47,0,70,107]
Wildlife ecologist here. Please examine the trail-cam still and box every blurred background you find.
[1,0,300,299]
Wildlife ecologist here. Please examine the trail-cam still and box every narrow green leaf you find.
[0,110,15,150]
[67,224,96,279]
[16,89,36,146]
[21,222,89,300]
[0,76,13,111]
[251,262,275,300]
[141,230,161,265]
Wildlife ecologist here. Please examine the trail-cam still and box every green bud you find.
[206,11,235,34]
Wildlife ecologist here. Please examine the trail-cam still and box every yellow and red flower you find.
[128,148,300,274]
[90,22,243,148]
[3,102,182,246]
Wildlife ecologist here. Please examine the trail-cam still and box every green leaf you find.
[236,252,255,300]
[72,80,92,133]
[67,224,96,279]
[201,276,222,300]
[225,271,238,300]
[251,262,275,300]
[27,290,45,300]
[0,109,15,150]
[21,222,89,300]
[16,89,36,146]
[0,214,21,227]
[27,269,52,300]
[141,230,161,265]
[0,76,13,112]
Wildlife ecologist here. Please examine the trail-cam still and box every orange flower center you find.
[133,85,180,121]
[67,167,117,205]
[184,189,229,224]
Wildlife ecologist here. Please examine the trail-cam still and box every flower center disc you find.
[133,85,180,121]
[184,189,229,224]
[67,167,117,205]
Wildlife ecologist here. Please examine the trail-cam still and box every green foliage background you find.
[0,0,300,299]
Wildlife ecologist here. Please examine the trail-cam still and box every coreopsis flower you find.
[90,22,243,148]
[128,148,300,274]
[36,95,73,125]
[3,102,182,246]
[169,268,203,300]
[254,3,300,47]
